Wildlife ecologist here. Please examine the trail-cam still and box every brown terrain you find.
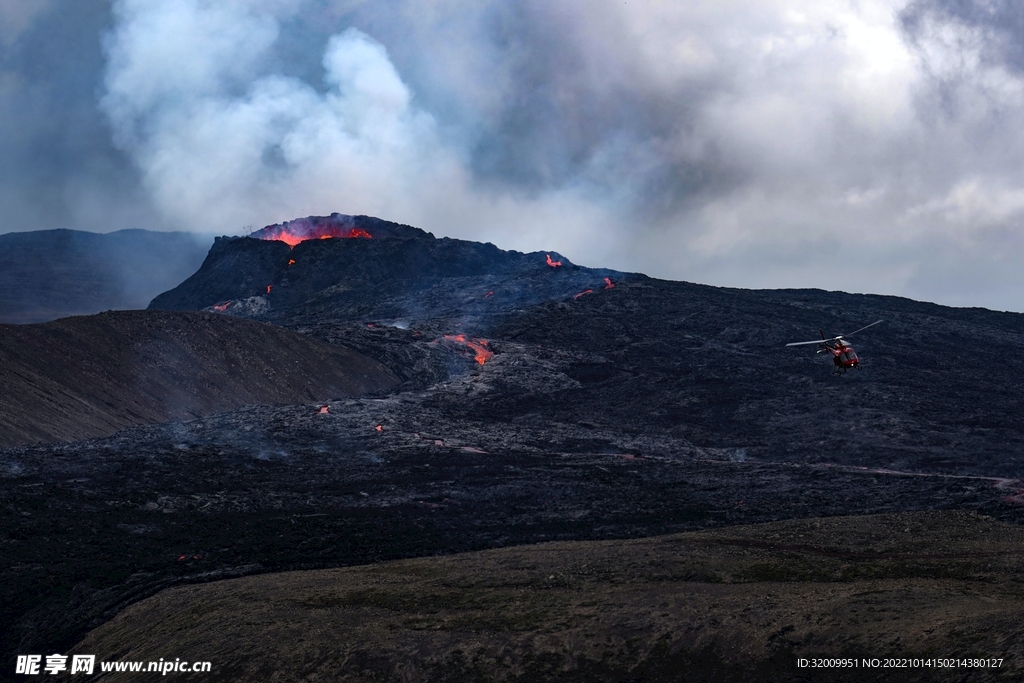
[0,310,399,447]
[74,510,1024,682]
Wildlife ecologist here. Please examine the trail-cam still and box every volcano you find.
[4,213,1024,680]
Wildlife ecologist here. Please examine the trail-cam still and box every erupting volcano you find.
[247,213,429,248]
[12,209,1024,682]
[254,223,372,247]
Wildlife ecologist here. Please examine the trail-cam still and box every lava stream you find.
[604,277,615,289]
[546,254,562,267]
[573,289,594,300]
[443,334,494,365]
[212,301,231,312]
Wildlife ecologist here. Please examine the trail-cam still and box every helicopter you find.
[786,320,884,374]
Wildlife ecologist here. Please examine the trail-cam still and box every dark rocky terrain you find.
[0,310,399,448]
[0,229,209,323]
[3,213,1024,680]
[75,511,1024,682]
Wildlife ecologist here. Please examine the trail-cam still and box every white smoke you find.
[100,0,609,259]
[99,0,1024,311]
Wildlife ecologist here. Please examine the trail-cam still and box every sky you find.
[2,0,1024,311]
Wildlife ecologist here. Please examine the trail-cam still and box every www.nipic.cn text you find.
[16,654,212,676]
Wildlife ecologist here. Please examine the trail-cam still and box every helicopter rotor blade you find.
[786,339,830,347]
[838,319,884,339]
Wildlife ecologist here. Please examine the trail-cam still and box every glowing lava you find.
[375,424,384,432]
[573,289,594,300]
[212,301,231,312]
[604,277,615,289]
[484,290,494,298]
[443,334,494,365]
[288,259,295,266]
[546,254,562,267]
[266,285,273,294]
[317,405,330,415]
[253,223,373,247]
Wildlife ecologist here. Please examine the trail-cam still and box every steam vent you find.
[4,212,1024,681]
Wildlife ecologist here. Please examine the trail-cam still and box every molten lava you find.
[212,301,231,312]
[573,289,594,300]
[375,424,384,432]
[254,224,373,247]
[266,285,273,294]
[317,405,330,415]
[546,254,562,267]
[604,277,615,289]
[288,259,295,266]
[443,334,494,365]
[484,290,494,298]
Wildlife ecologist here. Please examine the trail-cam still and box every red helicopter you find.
[786,320,883,374]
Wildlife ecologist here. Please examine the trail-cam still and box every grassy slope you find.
[75,510,1024,682]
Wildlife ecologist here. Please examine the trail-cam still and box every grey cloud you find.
[5,0,1024,312]
[901,0,1024,73]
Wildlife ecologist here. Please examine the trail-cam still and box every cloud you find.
[3,0,1024,310]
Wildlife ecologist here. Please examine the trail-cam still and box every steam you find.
[100,0,609,261]
[87,0,1024,310]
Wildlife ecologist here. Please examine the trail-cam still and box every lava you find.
[546,254,562,267]
[288,259,295,266]
[317,405,329,415]
[443,334,494,365]
[212,301,231,312]
[573,289,594,300]
[604,277,615,289]
[484,290,494,298]
[253,224,373,247]
[375,424,384,432]
[266,285,273,294]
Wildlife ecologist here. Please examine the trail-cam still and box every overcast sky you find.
[3,0,1024,311]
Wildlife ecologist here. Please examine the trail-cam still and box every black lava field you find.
[3,214,1024,670]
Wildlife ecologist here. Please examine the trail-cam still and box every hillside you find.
[0,310,399,447]
[74,511,1024,682]
[4,213,1024,678]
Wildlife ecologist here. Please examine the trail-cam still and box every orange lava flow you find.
[443,334,494,365]
[266,285,273,294]
[484,290,494,298]
[375,424,384,432]
[288,259,295,266]
[256,225,373,247]
[573,289,594,300]
[212,301,231,312]
[317,405,330,414]
[604,277,615,289]
[546,254,562,267]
